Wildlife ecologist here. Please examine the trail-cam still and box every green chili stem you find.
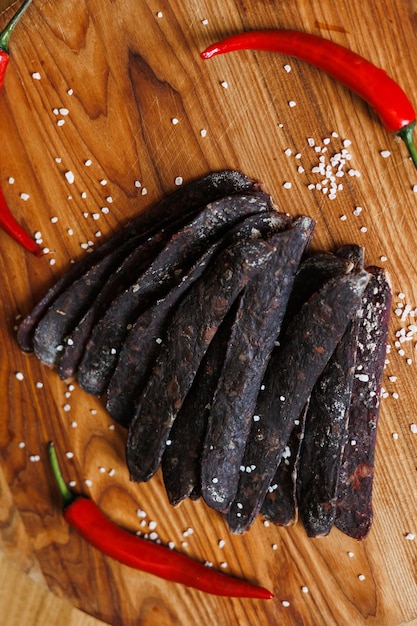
[48,442,76,509]
[0,0,32,53]
[397,121,417,170]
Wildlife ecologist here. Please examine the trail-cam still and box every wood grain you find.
[1,0,417,624]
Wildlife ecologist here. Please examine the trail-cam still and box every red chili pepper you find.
[0,0,33,89]
[0,184,42,255]
[48,442,273,599]
[201,30,417,169]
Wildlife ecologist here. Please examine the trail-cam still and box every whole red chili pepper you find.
[0,0,32,89]
[201,30,417,169]
[48,442,273,600]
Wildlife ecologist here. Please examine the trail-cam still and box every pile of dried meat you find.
[17,170,391,541]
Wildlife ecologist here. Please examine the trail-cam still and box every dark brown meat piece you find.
[335,266,391,540]
[106,211,292,427]
[126,233,285,484]
[161,305,237,506]
[77,192,275,397]
[225,270,370,534]
[295,246,366,537]
[16,170,256,353]
[297,307,361,537]
[201,221,313,514]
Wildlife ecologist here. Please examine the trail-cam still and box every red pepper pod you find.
[201,30,417,168]
[48,442,273,600]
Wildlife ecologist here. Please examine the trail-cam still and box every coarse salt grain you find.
[358,574,366,581]
[85,479,93,487]
[20,193,30,201]
[221,81,228,89]
[283,181,292,189]
[282,600,290,607]
[405,533,415,540]
[288,100,296,107]
[8,177,14,184]
[410,423,417,433]
[32,72,41,80]
[174,176,183,186]
[301,586,309,593]
[283,64,291,72]
[65,171,75,184]
[15,372,24,381]
[380,150,391,158]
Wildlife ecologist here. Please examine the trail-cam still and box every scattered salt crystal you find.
[101,206,110,213]
[85,479,93,487]
[283,64,291,72]
[15,372,24,381]
[65,451,74,459]
[59,108,69,116]
[360,226,368,233]
[283,181,292,189]
[156,11,163,18]
[353,206,363,216]
[65,171,75,184]
[32,72,41,80]
[221,81,228,89]
[301,586,309,593]
[57,119,65,126]
[29,455,40,462]
[405,533,415,540]
[284,148,292,156]
[218,539,226,548]
[18,441,26,448]
[348,551,355,557]
[380,150,391,158]
[8,177,14,184]
[35,382,43,388]
[99,467,106,473]
[200,129,207,137]
[137,509,147,518]
[63,404,71,412]
[174,176,183,186]
[288,100,296,107]
[20,193,30,201]
[141,188,148,195]
[100,179,107,186]
[340,215,347,221]
[392,432,399,440]
[71,421,78,428]
[272,543,278,550]
[149,520,157,530]
[282,600,290,607]
[50,216,59,223]
[358,574,366,581]
[201,18,209,25]
[410,423,417,433]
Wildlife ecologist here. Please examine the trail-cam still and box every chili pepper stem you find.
[397,121,417,170]
[0,0,32,53]
[48,442,76,509]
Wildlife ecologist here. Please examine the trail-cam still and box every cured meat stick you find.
[33,231,169,367]
[296,245,365,537]
[16,170,256,353]
[261,403,308,527]
[201,219,314,513]
[77,192,275,397]
[225,270,370,534]
[127,233,285,484]
[107,211,292,427]
[335,266,391,540]
[162,305,237,506]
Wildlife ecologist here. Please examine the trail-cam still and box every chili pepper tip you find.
[397,121,417,170]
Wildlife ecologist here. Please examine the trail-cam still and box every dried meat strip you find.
[261,402,308,526]
[106,211,292,427]
[225,270,370,534]
[16,170,256,353]
[77,192,275,397]
[297,304,361,537]
[201,221,313,514]
[335,266,391,540]
[33,231,169,367]
[126,233,284,484]
[295,246,366,536]
[161,305,237,506]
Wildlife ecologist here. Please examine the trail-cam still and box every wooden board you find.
[1,1,417,624]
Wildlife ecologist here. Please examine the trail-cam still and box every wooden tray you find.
[1,1,417,624]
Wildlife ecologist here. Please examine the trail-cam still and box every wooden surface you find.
[1,1,417,624]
